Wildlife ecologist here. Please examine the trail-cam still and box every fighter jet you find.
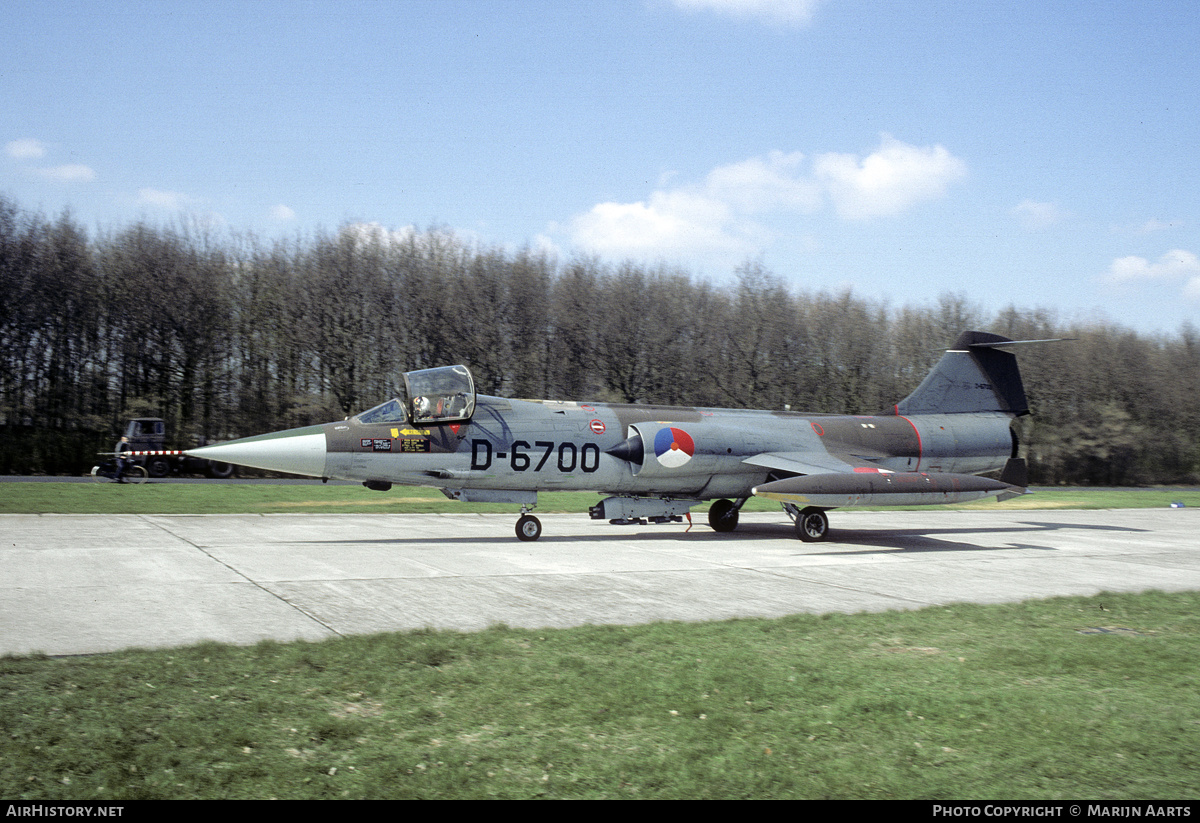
[187,331,1046,542]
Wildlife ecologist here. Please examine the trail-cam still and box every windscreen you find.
[354,398,409,425]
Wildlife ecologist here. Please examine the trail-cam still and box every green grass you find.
[0,481,551,515]
[2,481,1199,515]
[3,590,1199,799]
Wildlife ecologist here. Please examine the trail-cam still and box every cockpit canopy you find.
[354,365,477,427]
[404,365,476,423]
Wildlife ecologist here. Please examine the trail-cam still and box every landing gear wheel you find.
[795,507,829,542]
[516,514,543,542]
[708,498,739,532]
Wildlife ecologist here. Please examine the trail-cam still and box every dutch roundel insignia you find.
[653,426,695,468]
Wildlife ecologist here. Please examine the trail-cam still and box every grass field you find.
[3,483,1198,799]
[2,591,1198,800]
[2,480,1199,515]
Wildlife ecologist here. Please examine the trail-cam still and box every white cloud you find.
[1186,277,1200,302]
[137,188,194,210]
[1129,218,1183,235]
[812,136,967,219]
[1106,249,1200,284]
[5,138,47,159]
[571,189,748,259]
[7,139,97,184]
[33,164,98,183]
[1113,250,1200,281]
[269,204,297,222]
[1012,199,1069,231]
[671,0,821,27]
[343,221,418,247]
[704,150,822,214]
[566,136,966,262]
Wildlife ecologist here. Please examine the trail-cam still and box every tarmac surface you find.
[2,507,1198,656]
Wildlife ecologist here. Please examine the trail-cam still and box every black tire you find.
[516,514,543,541]
[146,456,171,478]
[707,498,739,532]
[206,461,235,478]
[124,465,149,485]
[795,507,829,542]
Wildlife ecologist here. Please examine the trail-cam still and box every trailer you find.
[121,418,235,478]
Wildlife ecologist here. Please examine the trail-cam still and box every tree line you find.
[2,193,1197,484]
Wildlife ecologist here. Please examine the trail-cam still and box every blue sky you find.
[4,0,1199,335]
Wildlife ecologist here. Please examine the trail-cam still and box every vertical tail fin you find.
[893,331,1030,416]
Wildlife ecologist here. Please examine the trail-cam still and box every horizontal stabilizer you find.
[969,337,1074,348]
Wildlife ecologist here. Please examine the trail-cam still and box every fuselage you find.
[186,333,1040,541]
[258,394,1015,500]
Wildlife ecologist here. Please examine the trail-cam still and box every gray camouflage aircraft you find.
[187,331,1046,542]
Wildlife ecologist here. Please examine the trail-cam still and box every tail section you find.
[893,331,1031,416]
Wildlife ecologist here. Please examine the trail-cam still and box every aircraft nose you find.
[186,425,328,477]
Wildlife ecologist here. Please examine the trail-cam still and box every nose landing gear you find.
[516,512,542,541]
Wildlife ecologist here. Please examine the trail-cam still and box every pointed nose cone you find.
[186,425,329,477]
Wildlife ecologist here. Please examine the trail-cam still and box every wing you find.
[742,451,888,476]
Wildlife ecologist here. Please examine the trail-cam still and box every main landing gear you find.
[707,497,746,532]
[784,504,831,542]
[513,499,831,542]
[710,498,831,541]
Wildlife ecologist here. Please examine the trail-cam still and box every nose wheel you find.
[516,513,543,541]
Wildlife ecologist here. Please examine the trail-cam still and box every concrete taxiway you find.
[2,508,1198,656]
